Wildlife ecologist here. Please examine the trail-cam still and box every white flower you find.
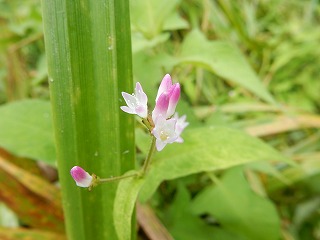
[120,82,148,118]
[151,115,179,151]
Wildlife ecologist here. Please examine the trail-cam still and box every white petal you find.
[154,114,167,128]
[135,82,148,105]
[175,136,184,143]
[135,105,148,118]
[166,118,177,133]
[120,106,136,114]
[151,128,160,139]
[156,139,167,151]
[122,92,138,109]
[76,176,93,187]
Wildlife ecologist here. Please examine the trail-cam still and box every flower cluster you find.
[121,74,188,151]
[70,74,188,188]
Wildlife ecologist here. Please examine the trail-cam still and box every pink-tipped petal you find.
[156,74,172,101]
[70,166,93,188]
[152,92,169,122]
[166,83,181,118]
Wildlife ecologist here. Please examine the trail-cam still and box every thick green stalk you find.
[41,1,134,239]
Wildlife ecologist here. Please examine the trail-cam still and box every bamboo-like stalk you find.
[41,1,134,239]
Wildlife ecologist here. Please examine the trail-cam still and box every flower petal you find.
[135,105,148,118]
[121,92,138,109]
[152,92,169,122]
[120,106,136,114]
[156,74,172,101]
[135,82,148,105]
[155,139,167,151]
[166,83,180,118]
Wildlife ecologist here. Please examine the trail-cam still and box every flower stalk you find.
[141,136,157,175]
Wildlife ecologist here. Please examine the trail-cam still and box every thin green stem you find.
[207,172,220,185]
[141,136,156,175]
[142,115,154,131]
[142,118,152,131]
[99,173,138,183]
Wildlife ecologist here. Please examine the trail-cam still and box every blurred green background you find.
[0,0,320,239]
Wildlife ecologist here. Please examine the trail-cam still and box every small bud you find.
[70,166,93,188]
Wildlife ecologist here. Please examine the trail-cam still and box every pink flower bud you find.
[152,92,170,122]
[156,74,172,101]
[152,83,180,121]
[166,83,180,117]
[70,166,93,188]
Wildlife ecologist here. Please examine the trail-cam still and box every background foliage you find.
[0,0,320,239]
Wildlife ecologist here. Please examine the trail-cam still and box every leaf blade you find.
[0,100,55,165]
[139,126,287,202]
[191,168,281,240]
[114,171,144,240]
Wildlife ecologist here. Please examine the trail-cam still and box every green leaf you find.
[139,126,287,202]
[130,0,181,38]
[133,52,177,102]
[0,100,55,165]
[114,171,144,240]
[164,183,219,240]
[191,168,281,240]
[177,30,275,104]
[163,11,189,31]
[132,32,170,53]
